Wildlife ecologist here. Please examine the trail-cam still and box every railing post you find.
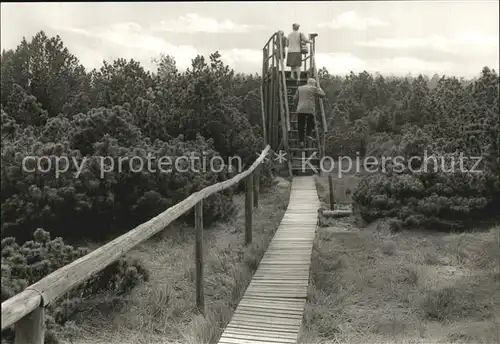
[260,86,267,146]
[194,200,204,314]
[310,35,316,74]
[253,165,260,208]
[278,31,290,132]
[262,46,269,146]
[14,306,44,344]
[245,174,253,245]
[328,174,335,210]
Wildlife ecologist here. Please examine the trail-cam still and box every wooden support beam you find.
[328,174,335,210]
[195,200,204,314]
[14,307,44,344]
[278,32,290,132]
[320,209,352,218]
[245,174,254,245]
[253,166,260,208]
[262,47,268,146]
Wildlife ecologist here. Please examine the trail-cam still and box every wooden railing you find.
[277,31,291,132]
[1,146,270,344]
[302,51,312,74]
[298,33,328,161]
[309,35,328,161]
[310,36,327,134]
[262,32,292,177]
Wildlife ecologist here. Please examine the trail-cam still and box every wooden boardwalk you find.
[218,176,320,344]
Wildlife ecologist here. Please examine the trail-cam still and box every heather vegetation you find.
[1,30,498,343]
[317,67,499,230]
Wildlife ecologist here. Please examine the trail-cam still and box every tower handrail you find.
[277,31,291,131]
[310,35,328,134]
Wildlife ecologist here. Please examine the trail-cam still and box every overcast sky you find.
[1,1,498,77]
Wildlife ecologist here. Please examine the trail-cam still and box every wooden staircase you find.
[285,71,321,175]
[261,31,327,177]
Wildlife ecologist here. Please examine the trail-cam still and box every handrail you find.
[276,31,293,177]
[263,33,276,50]
[311,39,327,133]
[2,145,270,334]
[277,31,290,132]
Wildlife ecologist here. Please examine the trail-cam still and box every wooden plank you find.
[236,304,304,314]
[220,332,296,344]
[254,272,309,283]
[223,328,297,339]
[249,281,310,287]
[245,287,309,293]
[219,337,293,344]
[226,322,300,333]
[251,276,310,281]
[228,320,299,331]
[234,309,303,320]
[230,314,302,326]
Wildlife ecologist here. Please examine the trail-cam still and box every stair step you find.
[291,167,320,173]
[292,171,317,176]
[291,160,320,165]
[290,152,319,158]
[288,129,317,133]
[291,158,319,164]
[286,81,308,86]
[290,138,317,143]
[290,148,318,152]
[284,71,309,78]
[292,161,320,170]
[290,145,318,149]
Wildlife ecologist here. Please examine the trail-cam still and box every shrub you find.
[1,229,148,343]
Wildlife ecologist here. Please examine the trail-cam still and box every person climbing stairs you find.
[285,71,324,175]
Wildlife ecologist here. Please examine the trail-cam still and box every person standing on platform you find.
[287,23,311,83]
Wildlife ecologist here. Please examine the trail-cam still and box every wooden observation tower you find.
[260,31,328,176]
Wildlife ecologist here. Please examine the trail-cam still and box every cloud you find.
[315,52,366,74]
[356,30,499,54]
[219,49,262,64]
[61,22,266,74]
[66,22,198,71]
[153,13,266,33]
[48,21,497,78]
[218,49,262,74]
[370,57,458,77]
[315,52,463,76]
[318,11,389,30]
